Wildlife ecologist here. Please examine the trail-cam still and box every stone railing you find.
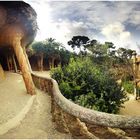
[31,72,140,139]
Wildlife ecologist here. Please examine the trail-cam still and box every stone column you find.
[23,47,32,72]
[12,54,18,73]
[12,36,36,95]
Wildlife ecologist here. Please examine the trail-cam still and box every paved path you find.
[0,72,71,138]
[0,72,31,125]
[119,94,140,116]
[0,89,71,139]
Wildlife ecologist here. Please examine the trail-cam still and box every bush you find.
[122,81,134,94]
[51,58,127,114]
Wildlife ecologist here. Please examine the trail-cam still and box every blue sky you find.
[26,1,140,52]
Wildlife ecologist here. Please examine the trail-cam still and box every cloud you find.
[25,0,140,52]
[48,1,140,29]
[129,11,140,26]
[101,22,133,48]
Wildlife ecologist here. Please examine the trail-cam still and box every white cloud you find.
[25,1,140,52]
[129,11,140,26]
[101,22,133,49]
[102,22,125,37]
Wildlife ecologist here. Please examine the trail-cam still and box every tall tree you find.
[68,36,90,54]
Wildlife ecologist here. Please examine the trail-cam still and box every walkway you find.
[0,72,71,138]
[0,72,32,125]
[33,71,51,78]
[119,94,140,116]
[0,89,71,139]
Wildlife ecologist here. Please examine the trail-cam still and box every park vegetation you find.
[27,36,135,114]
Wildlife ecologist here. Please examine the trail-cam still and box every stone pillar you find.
[0,63,5,80]
[12,54,18,73]
[12,36,36,95]
[23,47,32,72]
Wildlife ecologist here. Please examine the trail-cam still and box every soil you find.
[119,94,140,116]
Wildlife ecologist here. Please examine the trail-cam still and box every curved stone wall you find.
[31,72,140,138]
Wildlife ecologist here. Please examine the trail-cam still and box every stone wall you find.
[31,72,140,139]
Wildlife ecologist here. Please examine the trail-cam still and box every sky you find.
[25,0,140,52]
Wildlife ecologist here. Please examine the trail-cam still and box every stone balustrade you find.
[31,72,140,139]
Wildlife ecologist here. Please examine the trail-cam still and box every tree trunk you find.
[7,56,10,71]
[12,54,18,73]
[49,60,51,70]
[52,58,55,68]
[59,61,62,67]
[12,37,36,95]
[9,56,13,71]
[37,58,41,71]
[40,54,44,71]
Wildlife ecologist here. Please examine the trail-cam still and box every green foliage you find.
[31,41,46,55]
[59,49,71,66]
[68,36,90,50]
[122,73,133,82]
[68,36,90,56]
[122,81,134,94]
[28,38,72,68]
[51,58,127,114]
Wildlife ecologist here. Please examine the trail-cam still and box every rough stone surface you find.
[51,99,69,133]
[63,112,97,139]
[32,72,140,138]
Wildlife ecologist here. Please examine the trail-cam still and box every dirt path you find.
[0,72,31,125]
[0,89,71,139]
[0,71,71,138]
[119,94,140,116]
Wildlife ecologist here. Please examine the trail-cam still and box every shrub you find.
[122,81,134,94]
[51,58,127,114]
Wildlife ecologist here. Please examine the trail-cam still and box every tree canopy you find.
[68,36,90,53]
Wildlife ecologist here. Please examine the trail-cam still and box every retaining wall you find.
[31,72,140,139]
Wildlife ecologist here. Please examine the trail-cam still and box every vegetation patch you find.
[122,81,134,94]
[51,58,127,114]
